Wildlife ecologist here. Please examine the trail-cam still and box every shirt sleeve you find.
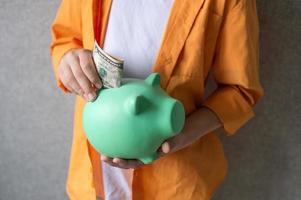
[202,0,264,135]
[49,0,83,93]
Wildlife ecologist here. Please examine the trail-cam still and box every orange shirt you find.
[50,0,264,199]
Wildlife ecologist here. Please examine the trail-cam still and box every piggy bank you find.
[83,73,185,164]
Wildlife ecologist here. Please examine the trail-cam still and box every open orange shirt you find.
[50,0,264,199]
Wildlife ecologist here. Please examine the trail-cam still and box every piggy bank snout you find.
[162,99,185,136]
[124,93,185,136]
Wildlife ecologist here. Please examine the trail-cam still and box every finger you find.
[113,158,144,169]
[101,155,112,162]
[161,141,172,154]
[101,155,144,169]
[101,156,122,168]
[91,84,98,92]
[59,64,83,95]
[66,85,79,95]
[160,134,184,154]
[78,51,103,89]
[112,158,131,169]
[126,159,144,169]
[69,55,96,101]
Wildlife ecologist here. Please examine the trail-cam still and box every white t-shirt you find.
[101,0,174,199]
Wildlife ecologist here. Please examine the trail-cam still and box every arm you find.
[50,0,102,100]
[159,107,222,154]
[202,0,264,135]
[163,0,264,153]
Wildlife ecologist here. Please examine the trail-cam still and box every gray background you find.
[0,0,300,200]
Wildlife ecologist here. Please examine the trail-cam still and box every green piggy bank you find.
[83,73,185,164]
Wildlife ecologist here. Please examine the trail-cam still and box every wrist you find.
[184,106,222,138]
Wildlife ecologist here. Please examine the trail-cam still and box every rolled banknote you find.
[92,41,124,88]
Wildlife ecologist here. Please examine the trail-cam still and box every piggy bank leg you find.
[139,153,157,164]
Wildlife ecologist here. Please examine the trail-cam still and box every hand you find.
[100,134,192,169]
[100,128,199,169]
[157,107,222,156]
[101,107,222,169]
[101,156,144,169]
[58,49,102,101]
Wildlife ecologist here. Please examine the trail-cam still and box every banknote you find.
[92,41,124,88]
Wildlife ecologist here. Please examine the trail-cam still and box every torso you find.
[101,0,174,199]
[103,0,174,79]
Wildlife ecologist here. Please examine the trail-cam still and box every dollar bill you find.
[93,41,124,88]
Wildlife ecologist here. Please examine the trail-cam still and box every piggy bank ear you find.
[125,94,148,115]
[145,73,160,87]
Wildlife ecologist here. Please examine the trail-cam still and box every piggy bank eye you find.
[125,94,151,115]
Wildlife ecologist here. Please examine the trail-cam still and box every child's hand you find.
[58,49,102,101]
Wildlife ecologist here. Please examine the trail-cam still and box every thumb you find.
[161,141,171,154]
[161,135,180,154]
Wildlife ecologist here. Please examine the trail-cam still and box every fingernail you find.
[87,92,96,101]
[162,143,170,154]
[113,158,122,164]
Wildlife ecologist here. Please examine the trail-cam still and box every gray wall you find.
[0,1,300,200]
